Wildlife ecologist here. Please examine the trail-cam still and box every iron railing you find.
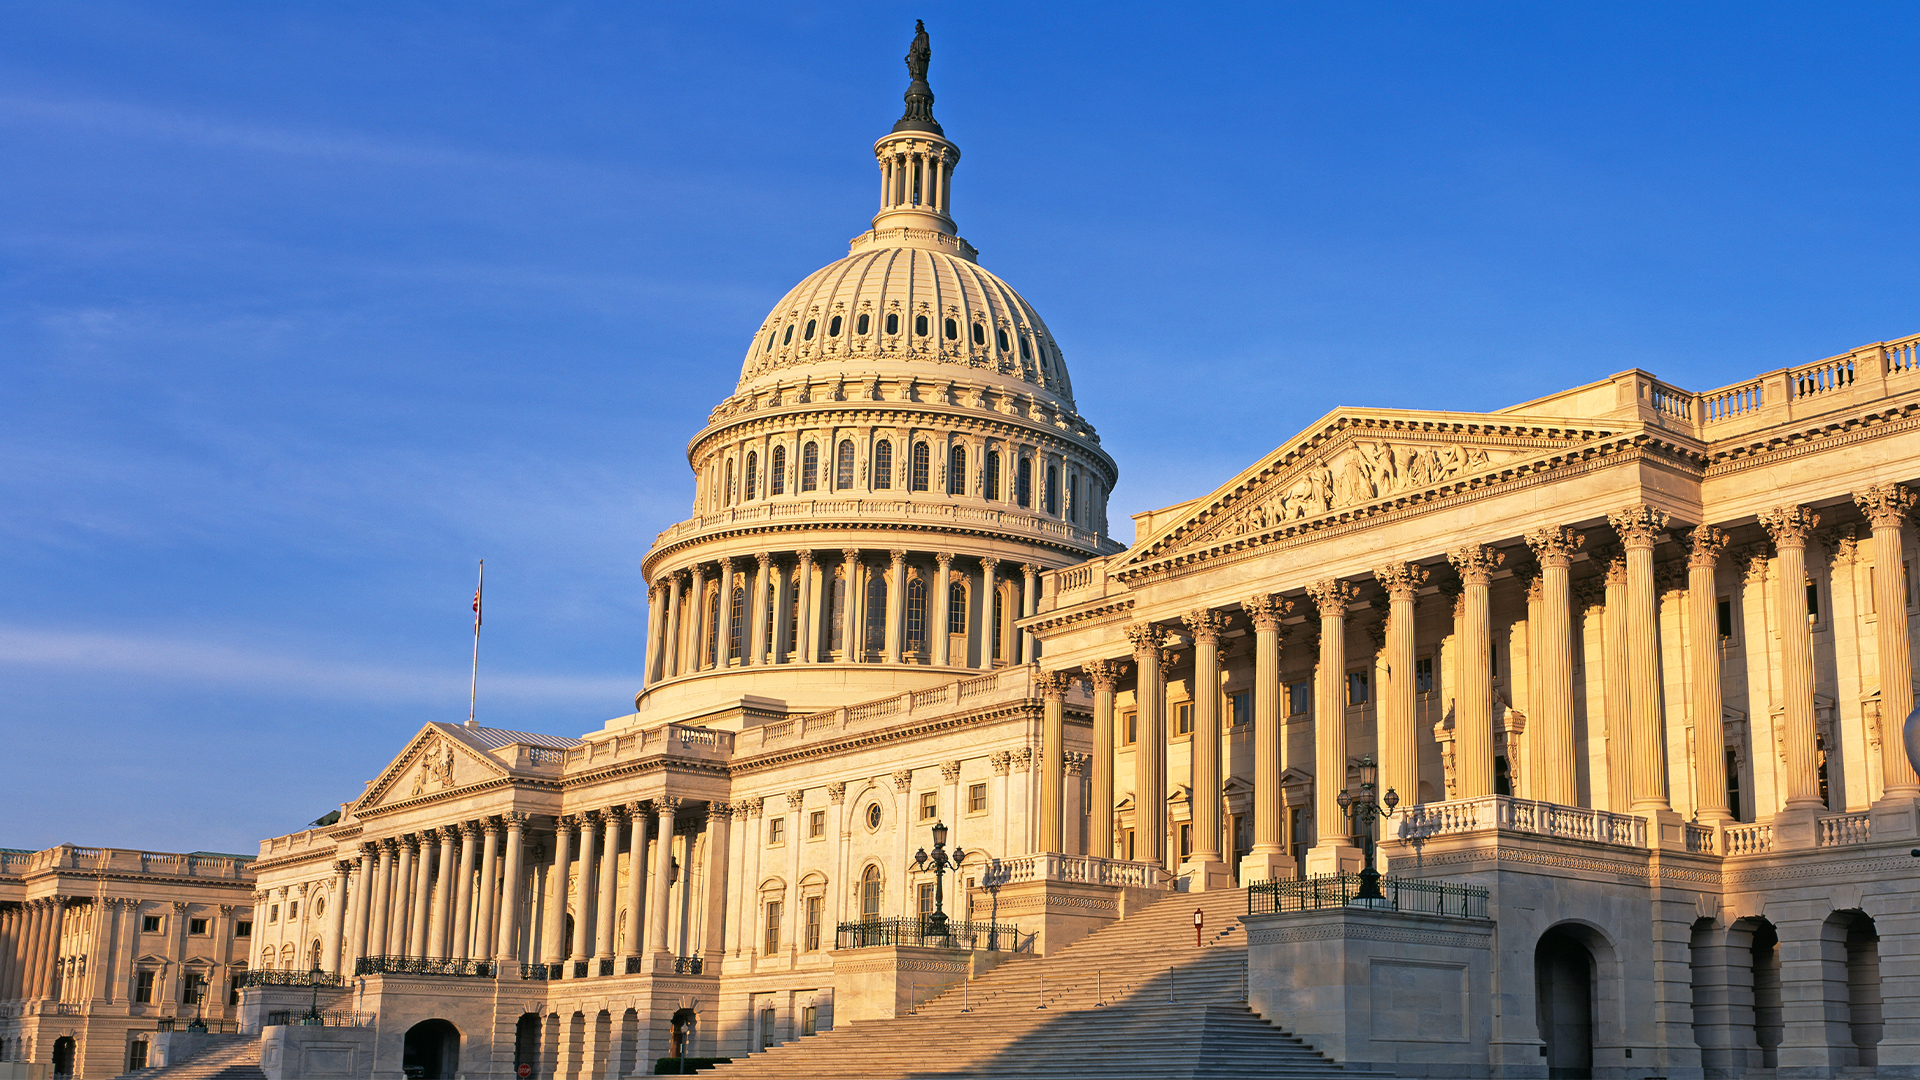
[353,956,495,978]
[597,958,615,977]
[240,970,345,988]
[572,961,588,979]
[264,1011,359,1027]
[520,963,552,981]
[836,917,1021,952]
[624,956,645,975]
[1248,874,1489,919]
[671,955,703,974]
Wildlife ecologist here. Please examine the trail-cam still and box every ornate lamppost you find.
[1334,755,1401,901]
[302,964,325,1026]
[912,821,966,939]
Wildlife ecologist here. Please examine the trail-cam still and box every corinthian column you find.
[1686,526,1733,822]
[1182,609,1231,889]
[570,814,598,964]
[1610,506,1674,813]
[1761,506,1825,812]
[794,550,816,663]
[647,799,681,959]
[841,549,863,662]
[1240,595,1294,882]
[979,558,1000,669]
[1445,548,1503,798]
[884,549,906,663]
[494,813,527,962]
[594,809,622,966]
[682,565,706,673]
[1035,671,1072,852]
[1127,623,1168,865]
[350,844,375,967]
[933,553,954,666]
[1305,580,1361,875]
[427,827,455,960]
[391,837,417,956]
[663,573,683,678]
[1022,564,1041,662]
[326,860,351,973]
[713,557,736,668]
[1525,528,1583,806]
[1371,566,1427,809]
[621,802,647,959]
[1858,484,1920,798]
[1085,659,1127,859]
[749,553,772,666]
[469,820,499,962]
[543,817,575,965]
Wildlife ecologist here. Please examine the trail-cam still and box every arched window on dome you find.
[803,319,816,341]
[1019,335,1032,361]
[944,318,958,340]
[906,578,927,658]
[836,441,855,490]
[744,451,758,501]
[984,450,1001,501]
[914,314,929,337]
[1016,457,1032,508]
[783,324,794,345]
[706,589,721,668]
[885,313,898,335]
[785,568,800,659]
[948,445,966,496]
[828,571,846,657]
[864,574,887,661]
[1045,464,1059,516]
[857,313,870,335]
[873,440,893,490]
[992,588,1005,662]
[947,580,968,636]
[801,442,819,492]
[971,323,985,346]
[764,332,775,353]
[770,445,787,496]
[725,459,736,506]
[764,575,778,657]
[996,327,1009,352]
[910,442,929,492]
[728,585,746,664]
[828,315,842,337]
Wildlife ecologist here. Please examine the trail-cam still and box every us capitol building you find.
[11,24,1920,1080]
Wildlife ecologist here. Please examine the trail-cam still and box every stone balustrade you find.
[1398,796,1648,849]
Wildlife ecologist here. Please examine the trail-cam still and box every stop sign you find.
[517,1065,532,1078]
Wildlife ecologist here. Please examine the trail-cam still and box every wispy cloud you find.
[0,624,633,706]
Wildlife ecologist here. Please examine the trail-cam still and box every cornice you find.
[1024,596,1136,636]
[691,400,1116,479]
[730,701,1051,775]
[643,519,1105,579]
[356,776,557,820]
[1702,402,1920,479]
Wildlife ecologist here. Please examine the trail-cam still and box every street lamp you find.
[302,964,325,1026]
[1334,755,1401,901]
[912,821,966,939]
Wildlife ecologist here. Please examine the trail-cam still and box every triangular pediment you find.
[354,723,513,813]
[1123,409,1624,570]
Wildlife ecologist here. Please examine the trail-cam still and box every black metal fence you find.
[241,970,346,988]
[1247,874,1489,919]
[671,955,703,975]
[520,963,552,981]
[835,917,1020,952]
[264,1011,359,1027]
[353,956,496,978]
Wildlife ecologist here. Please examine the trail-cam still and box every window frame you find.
[873,440,893,490]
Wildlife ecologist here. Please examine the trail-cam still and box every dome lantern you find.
[859,22,965,255]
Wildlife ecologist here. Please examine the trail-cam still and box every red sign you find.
[517,1065,532,1078]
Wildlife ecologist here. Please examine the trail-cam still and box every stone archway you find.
[51,1037,75,1078]
[1535,927,1594,1079]
[401,1019,460,1080]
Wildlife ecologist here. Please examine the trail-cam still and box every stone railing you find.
[1685,823,1716,854]
[742,665,1089,755]
[559,724,735,770]
[652,497,1108,552]
[1817,812,1871,847]
[20,846,253,879]
[1398,796,1647,849]
[1673,333,1919,436]
[1725,823,1773,855]
[978,852,1172,891]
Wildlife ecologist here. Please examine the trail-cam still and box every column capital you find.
[737,796,763,817]
[979,555,1000,572]
[708,802,736,819]
[1446,545,1504,585]
[842,547,862,565]
[892,768,914,792]
[827,781,848,803]
[1305,578,1360,617]
[1856,483,1918,527]
[795,548,814,565]
[1035,670,1073,698]
[361,841,381,858]
[1608,505,1670,549]
[1819,525,1861,566]
[717,555,735,572]
[1084,658,1129,692]
[1370,563,1429,600]
[504,811,530,828]
[754,551,773,569]
[1524,526,1584,567]
[602,805,628,824]
[1182,609,1228,644]
[555,814,582,832]
[673,568,690,586]
[934,552,953,568]
[939,760,962,782]
[1684,525,1730,569]
[333,859,355,875]
[785,789,806,810]
[991,750,1012,775]
[1021,563,1040,578]
[654,797,683,815]
[1241,593,1294,630]
[1125,622,1166,656]
[889,549,907,564]
[1758,505,1820,548]
[399,834,421,853]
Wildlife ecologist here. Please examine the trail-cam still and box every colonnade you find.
[878,142,954,216]
[644,549,1041,683]
[1029,494,1918,878]
[0,899,74,1002]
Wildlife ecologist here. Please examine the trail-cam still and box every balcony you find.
[352,956,494,978]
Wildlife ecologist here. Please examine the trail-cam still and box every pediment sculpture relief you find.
[409,734,457,797]
[1205,440,1514,542]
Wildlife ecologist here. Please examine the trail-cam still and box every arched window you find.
[725,459,736,505]
[906,579,927,656]
[801,442,818,492]
[1045,464,1059,515]
[705,588,720,667]
[744,451,758,501]
[948,581,968,636]
[770,445,787,495]
[992,588,1005,661]
[971,323,985,345]
[856,313,870,335]
[828,572,846,655]
[885,312,899,335]
[828,315,842,337]
[280,944,295,969]
[984,451,1001,501]
[865,574,887,659]
[764,332,775,353]
[803,319,816,341]
[1016,458,1032,508]
[765,575,778,657]
[915,314,929,337]
[1019,335,1032,361]
[873,440,893,490]
[948,445,966,495]
[786,569,801,658]
[782,324,794,345]
[729,586,746,662]
[309,939,322,969]
[996,327,1009,351]
[860,865,882,920]
[261,946,275,970]
[944,317,958,340]
[836,441,856,489]
[910,442,930,492]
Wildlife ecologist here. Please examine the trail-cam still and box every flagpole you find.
[468,560,484,727]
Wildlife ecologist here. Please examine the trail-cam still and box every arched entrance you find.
[513,1014,539,1078]
[51,1037,75,1077]
[669,1008,696,1059]
[401,1019,460,1080]
[1535,928,1593,1079]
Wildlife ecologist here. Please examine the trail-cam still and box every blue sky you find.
[4,2,1917,854]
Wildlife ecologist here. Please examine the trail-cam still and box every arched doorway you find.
[669,1008,696,1059]
[51,1037,75,1078]
[401,1019,460,1080]
[1535,928,1593,1078]
[513,1014,539,1079]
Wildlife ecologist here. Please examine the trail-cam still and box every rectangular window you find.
[1122,710,1137,745]
[235,920,252,938]
[182,972,207,1005]
[1717,596,1735,639]
[803,896,822,952]
[808,810,826,839]
[920,791,938,820]
[1347,670,1370,707]
[1228,690,1251,728]
[1179,823,1192,860]
[1287,679,1312,717]
[948,583,968,635]
[917,882,935,917]
[134,971,155,1003]
[801,1005,818,1037]
[1175,701,1193,735]
[189,918,208,936]
[268,905,279,923]
[142,915,162,934]
[1414,656,1436,695]
[1286,806,1305,855]
[768,818,786,846]
[1807,578,1821,623]
[968,782,988,814]
[1124,829,1135,861]
[287,901,298,921]
[1726,748,1743,822]
[764,901,782,955]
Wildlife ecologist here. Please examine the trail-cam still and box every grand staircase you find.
[113,1036,264,1080]
[708,888,1374,1079]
